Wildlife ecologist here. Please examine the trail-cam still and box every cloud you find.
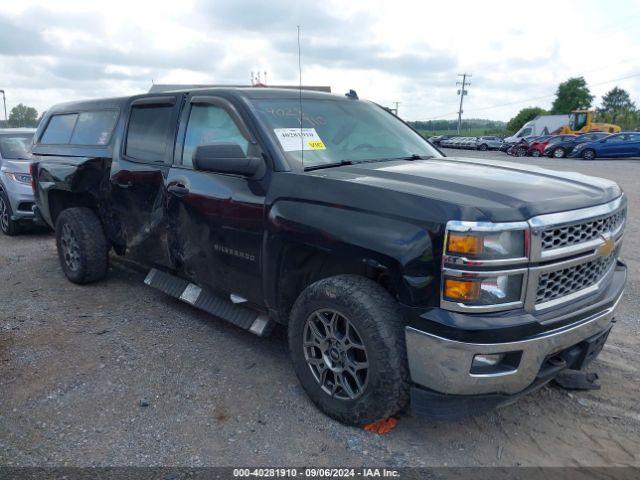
[0,15,50,55]
[0,0,638,121]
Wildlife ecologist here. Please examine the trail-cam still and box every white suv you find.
[0,128,37,235]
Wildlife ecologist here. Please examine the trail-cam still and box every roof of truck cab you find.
[46,96,131,114]
[148,86,349,101]
[46,88,350,115]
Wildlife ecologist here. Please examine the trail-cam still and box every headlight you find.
[442,221,529,312]
[446,229,526,260]
[443,272,525,306]
[5,172,32,184]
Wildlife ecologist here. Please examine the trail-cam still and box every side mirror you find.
[193,142,264,177]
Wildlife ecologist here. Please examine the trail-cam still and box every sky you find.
[1,0,639,122]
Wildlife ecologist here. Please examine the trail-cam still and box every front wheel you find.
[288,275,409,426]
[55,207,109,284]
[0,191,20,236]
[531,150,541,157]
[516,147,527,157]
[582,149,596,160]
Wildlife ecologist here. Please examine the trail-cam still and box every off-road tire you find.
[0,190,20,236]
[288,274,410,426]
[55,207,109,284]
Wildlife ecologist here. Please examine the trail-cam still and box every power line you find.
[424,71,640,120]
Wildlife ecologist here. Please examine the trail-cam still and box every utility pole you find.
[0,90,6,124]
[393,101,401,116]
[456,73,471,134]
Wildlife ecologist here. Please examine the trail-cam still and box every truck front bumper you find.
[405,262,626,419]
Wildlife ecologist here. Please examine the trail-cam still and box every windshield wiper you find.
[303,154,433,172]
[304,159,354,172]
[389,154,434,161]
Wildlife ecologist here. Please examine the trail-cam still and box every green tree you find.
[599,87,636,123]
[600,108,640,131]
[550,77,594,114]
[7,103,39,128]
[506,107,547,134]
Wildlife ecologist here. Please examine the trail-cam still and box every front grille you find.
[536,249,618,304]
[541,208,626,251]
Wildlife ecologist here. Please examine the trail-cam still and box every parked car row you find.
[499,131,640,160]
[429,135,503,150]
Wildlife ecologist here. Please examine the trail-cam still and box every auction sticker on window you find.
[274,128,326,151]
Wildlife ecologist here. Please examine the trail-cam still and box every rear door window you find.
[125,104,174,162]
[70,110,119,145]
[40,114,79,144]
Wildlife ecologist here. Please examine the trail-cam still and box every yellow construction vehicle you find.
[558,110,621,134]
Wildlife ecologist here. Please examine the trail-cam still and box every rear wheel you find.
[516,147,527,157]
[55,207,109,284]
[531,150,541,157]
[581,149,596,160]
[0,191,20,236]
[479,144,488,151]
[288,275,409,426]
[552,147,566,158]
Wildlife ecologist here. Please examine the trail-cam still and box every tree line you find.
[1,104,40,128]
[505,78,638,134]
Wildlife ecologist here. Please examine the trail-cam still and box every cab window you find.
[125,104,174,162]
[40,114,78,144]
[570,113,588,131]
[70,110,119,145]
[181,104,249,168]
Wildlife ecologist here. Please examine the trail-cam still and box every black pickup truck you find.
[31,88,627,425]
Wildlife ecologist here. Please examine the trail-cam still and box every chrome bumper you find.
[406,293,622,396]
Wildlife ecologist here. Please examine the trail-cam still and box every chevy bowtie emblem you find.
[598,235,615,257]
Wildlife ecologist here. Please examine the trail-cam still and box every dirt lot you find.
[1,150,639,467]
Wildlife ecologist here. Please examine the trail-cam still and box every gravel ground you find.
[1,150,639,467]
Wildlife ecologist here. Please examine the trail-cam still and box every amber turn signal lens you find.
[444,279,481,301]
[447,233,483,255]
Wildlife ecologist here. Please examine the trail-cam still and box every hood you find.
[308,157,621,222]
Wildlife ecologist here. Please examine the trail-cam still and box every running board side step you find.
[144,268,275,337]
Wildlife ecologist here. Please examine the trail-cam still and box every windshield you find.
[0,133,33,160]
[250,98,440,169]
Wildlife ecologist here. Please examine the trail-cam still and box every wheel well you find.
[275,244,396,324]
[48,190,99,225]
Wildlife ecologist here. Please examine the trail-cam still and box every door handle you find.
[114,179,133,188]
[168,184,189,196]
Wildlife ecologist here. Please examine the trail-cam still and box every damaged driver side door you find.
[110,95,182,268]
